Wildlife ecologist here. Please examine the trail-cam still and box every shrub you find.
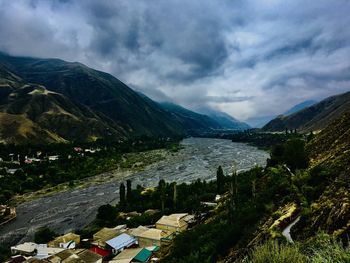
[247,241,306,263]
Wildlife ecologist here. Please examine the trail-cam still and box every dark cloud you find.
[0,0,350,120]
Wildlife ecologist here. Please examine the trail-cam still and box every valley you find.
[0,138,268,247]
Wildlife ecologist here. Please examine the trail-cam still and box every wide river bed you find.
[0,138,269,245]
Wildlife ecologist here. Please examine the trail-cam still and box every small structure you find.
[106,233,136,253]
[48,232,80,248]
[45,249,102,263]
[76,249,103,263]
[89,246,112,258]
[137,229,172,247]
[109,248,152,263]
[11,243,38,256]
[34,244,64,259]
[92,226,125,248]
[48,156,59,161]
[155,214,189,233]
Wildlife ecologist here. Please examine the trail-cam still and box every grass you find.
[247,234,350,263]
[247,241,306,263]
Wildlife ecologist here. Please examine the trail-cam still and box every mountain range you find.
[0,53,249,144]
[263,92,350,132]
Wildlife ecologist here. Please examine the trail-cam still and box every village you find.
[7,212,197,263]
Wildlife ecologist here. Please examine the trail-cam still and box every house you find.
[48,233,80,248]
[128,226,150,245]
[11,243,38,256]
[92,226,125,248]
[34,244,64,259]
[155,213,189,233]
[105,233,136,253]
[137,229,172,247]
[45,249,102,263]
[109,248,152,263]
[76,249,103,263]
[89,246,112,258]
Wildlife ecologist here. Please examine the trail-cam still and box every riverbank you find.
[0,138,269,246]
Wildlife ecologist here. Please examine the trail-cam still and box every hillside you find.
[0,112,63,144]
[0,53,185,140]
[0,83,126,143]
[283,100,317,116]
[159,102,222,132]
[263,91,350,132]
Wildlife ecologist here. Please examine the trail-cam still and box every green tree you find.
[158,179,166,213]
[120,183,126,204]
[216,166,225,194]
[126,179,132,202]
[34,227,56,243]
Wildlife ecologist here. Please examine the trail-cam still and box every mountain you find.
[0,53,186,143]
[262,91,350,132]
[159,102,222,132]
[0,82,125,143]
[245,115,276,128]
[283,100,317,116]
[195,107,250,130]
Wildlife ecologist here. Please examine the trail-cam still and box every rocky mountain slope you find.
[0,53,185,143]
[263,91,350,132]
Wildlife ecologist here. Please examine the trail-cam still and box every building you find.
[45,249,102,263]
[92,226,125,248]
[76,249,103,263]
[137,229,172,247]
[11,243,38,256]
[34,244,64,259]
[155,213,190,233]
[48,233,80,248]
[105,233,136,253]
[109,248,152,263]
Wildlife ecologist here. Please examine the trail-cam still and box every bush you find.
[247,241,306,263]
[34,227,57,243]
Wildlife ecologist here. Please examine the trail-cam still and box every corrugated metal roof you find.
[106,233,136,250]
[134,248,152,262]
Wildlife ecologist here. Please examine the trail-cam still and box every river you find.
[0,138,269,245]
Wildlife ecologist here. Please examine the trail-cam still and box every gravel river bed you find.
[0,137,269,245]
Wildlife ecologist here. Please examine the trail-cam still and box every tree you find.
[283,139,309,171]
[97,204,117,223]
[120,183,126,204]
[34,227,56,243]
[158,179,166,212]
[126,179,132,202]
[173,183,177,210]
[216,166,225,194]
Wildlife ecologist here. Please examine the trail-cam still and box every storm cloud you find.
[1,0,350,120]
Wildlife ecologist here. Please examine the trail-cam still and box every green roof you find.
[134,248,152,262]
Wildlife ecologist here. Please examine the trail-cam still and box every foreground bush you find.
[247,241,306,263]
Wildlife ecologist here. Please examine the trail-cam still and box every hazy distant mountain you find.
[0,53,186,143]
[245,116,276,128]
[196,107,250,130]
[159,102,222,132]
[263,91,350,132]
[283,100,317,116]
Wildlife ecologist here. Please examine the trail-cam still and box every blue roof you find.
[106,233,136,250]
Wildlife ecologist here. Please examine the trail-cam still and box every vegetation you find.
[248,234,350,263]
[0,137,181,204]
[231,130,302,149]
[34,227,57,244]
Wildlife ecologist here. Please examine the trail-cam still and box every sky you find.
[1,0,350,121]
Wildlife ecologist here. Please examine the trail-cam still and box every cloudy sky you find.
[1,0,350,121]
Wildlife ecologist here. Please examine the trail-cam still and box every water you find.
[0,138,269,245]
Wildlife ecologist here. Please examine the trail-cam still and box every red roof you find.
[90,246,112,257]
